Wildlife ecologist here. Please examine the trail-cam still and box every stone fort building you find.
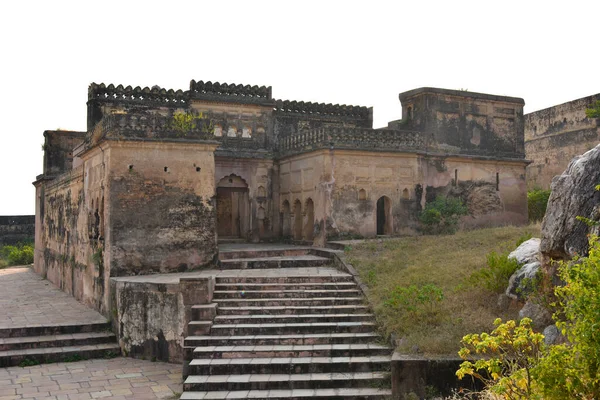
[33,80,528,313]
[524,92,600,190]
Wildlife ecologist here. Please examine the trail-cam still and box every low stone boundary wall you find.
[109,274,215,364]
[0,215,34,245]
[391,353,482,398]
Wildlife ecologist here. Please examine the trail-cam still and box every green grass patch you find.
[344,224,540,355]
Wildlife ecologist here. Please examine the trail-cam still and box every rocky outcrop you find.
[519,300,553,329]
[541,144,600,264]
[506,238,541,300]
[506,261,541,300]
[509,238,540,265]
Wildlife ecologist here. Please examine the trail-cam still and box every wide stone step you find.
[0,322,111,339]
[210,322,376,336]
[213,314,374,324]
[215,282,357,291]
[0,343,120,367]
[183,371,388,391]
[214,297,364,307]
[188,355,391,375]
[215,275,353,284]
[218,256,331,270]
[184,332,380,347]
[181,387,392,399]
[213,290,362,299]
[192,343,391,359]
[217,305,370,316]
[219,249,312,260]
[0,332,116,352]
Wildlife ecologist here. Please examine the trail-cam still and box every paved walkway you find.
[0,357,182,399]
[0,267,106,330]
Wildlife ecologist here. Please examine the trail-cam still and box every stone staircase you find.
[181,251,392,399]
[0,322,120,367]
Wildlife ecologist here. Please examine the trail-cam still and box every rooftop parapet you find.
[278,127,426,156]
[274,99,371,120]
[88,83,188,106]
[81,112,216,152]
[189,80,273,105]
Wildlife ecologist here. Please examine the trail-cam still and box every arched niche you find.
[281,200,291,237]
[293,199,302,240]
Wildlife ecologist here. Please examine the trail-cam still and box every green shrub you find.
[419,195,468,235]
[469,251,520,293]
[457,318,545,399]
[0,243,34,266]
[527,189,551,222]
[457,236,600,399]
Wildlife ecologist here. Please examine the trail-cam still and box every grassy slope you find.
[344,225,541,356]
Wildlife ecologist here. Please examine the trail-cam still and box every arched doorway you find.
[216,174,249,238]
[304,198,314,241]
[293,199,302,240]
[376,196,392,235]
[281,201,291,237]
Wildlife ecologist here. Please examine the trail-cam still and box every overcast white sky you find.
[1,0,598,215]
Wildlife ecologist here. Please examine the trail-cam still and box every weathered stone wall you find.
[423,156,528,229]
[42,130,85,177]
[331,151,420,237]
[34,138,219,315]
[33,166,105,312]
[105,141,218,277]
[524,94,600,189]
[109,275,215,364]
[277,150,528,240]
[278,152,328,244]
[398,87,525,158]
[0,216,34,246]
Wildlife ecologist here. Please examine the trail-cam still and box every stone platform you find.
[0,267,106,330]
[0,267,120,367]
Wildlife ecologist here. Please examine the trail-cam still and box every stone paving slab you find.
[0,268,107,330]
[0,357,182,399]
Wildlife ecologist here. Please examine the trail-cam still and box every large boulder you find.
[506,261,541,300]
[508,238,540,265]
[519,300,553,329]
[541,144,600,265]
[505,238,541,300]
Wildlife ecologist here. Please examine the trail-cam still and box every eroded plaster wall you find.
[398,88,525,158]
[524,94,600,189]
[277,150,528,240]
[331,151,420,236]
[33,164,106,312]
[278,152,328,244]
[422,157,528,229]
[107,141,218,277]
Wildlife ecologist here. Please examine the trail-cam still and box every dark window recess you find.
[496,172,500,191]
[454,169,458,186]
[164,166,168,172]
[196,167,201,172]
[128,165,134,170]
